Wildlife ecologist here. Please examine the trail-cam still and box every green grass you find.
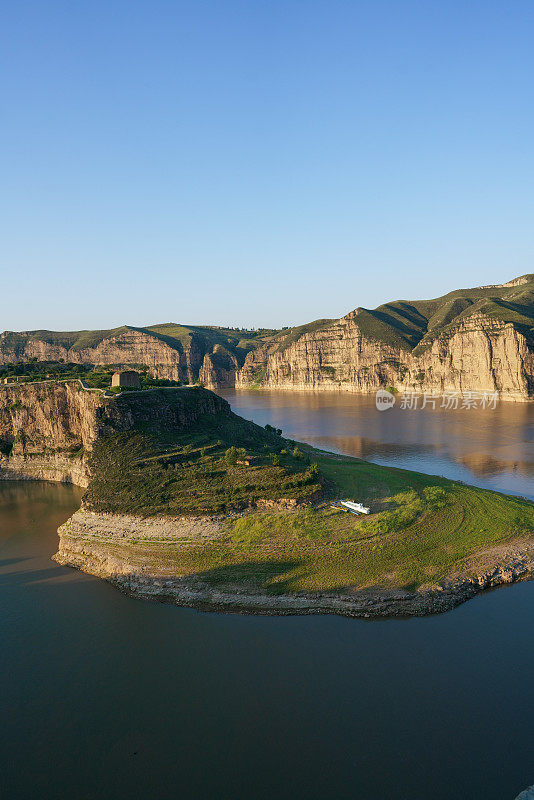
[84,390,321,515]
[0,361,184,390]
[349,274,534,352]
[81,399,534,596]
[275,319,334,353]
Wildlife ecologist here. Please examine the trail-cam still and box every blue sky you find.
[2,0,533,331]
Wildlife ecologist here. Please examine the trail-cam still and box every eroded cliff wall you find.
[236,316,533,399]
[0,329,190,381]
[2,276,533,398]
[0,382,106,485]
[0,328,253,385]
[0,382,229,486]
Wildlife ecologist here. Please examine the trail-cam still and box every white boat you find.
[339,500,370,515]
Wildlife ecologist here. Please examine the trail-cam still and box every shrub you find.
[265,424,282,436]
[0,439,13,457]
[225,446,238,465]
[422,486,447,509]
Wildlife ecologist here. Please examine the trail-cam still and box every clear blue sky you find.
[2,0,533,331]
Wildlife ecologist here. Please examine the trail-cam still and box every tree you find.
[225,446,238,466]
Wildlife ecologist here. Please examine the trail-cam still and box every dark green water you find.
[1,479,534,800]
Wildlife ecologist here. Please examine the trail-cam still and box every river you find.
[220,389,534,500]
[1,391,533,799]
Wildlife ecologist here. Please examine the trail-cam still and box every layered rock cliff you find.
[237,314,534,399]
[1,275,533,398]
[0,382,229,486]
[0,328,193,382]
[0,381,106,485]
[236,274,534,399]
[3,377,534,620]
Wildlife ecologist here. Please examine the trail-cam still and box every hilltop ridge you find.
[1,274,533,398]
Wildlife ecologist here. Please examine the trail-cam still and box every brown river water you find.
[220,389,534,500]
[1,391,533,800]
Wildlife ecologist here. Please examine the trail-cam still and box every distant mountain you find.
[1,275,533,398]
[0,323,281,385]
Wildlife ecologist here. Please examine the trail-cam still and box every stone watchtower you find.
[111,370,141,389]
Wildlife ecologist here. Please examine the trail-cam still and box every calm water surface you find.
[2,391,534,799]
[220,390,534,500]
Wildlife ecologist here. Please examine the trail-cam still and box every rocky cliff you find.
[235,274,534,399]
[0,327,197,382]
[0,382,228,486]
[2,275,533,398]
[237,313,534,399]
[3,377,534,620]
[0,324,268,385]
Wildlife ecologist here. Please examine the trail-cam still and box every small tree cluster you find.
[264,423,282,436]
[225,446,247,466]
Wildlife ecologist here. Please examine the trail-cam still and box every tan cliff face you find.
[416,317,533,398]
[0,382,106,486]
[1,318,531,397]
[0,329,216,384]
[235,315,533,399]
[0,382,229,486]
[1,275,533,398]
[0,329,187,381]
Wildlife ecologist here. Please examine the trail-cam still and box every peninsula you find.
[1,380,533,617]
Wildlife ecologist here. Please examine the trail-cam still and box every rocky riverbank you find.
[3,379,533,619]
[0,380,229,485]
[54,509,534,618]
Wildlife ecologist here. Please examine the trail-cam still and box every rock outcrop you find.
[236,314,534,399]
[0,381,229,486]
[1,275,533,398]
[515,786,534,800]
[0,328,189,382]
[0,381,106,485]
[55,510,534,619]
[3,379,534,620]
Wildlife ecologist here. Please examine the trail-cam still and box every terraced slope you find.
[2,378,533,616]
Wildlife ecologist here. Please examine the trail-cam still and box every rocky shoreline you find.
[54,509,534,618]
[3,379,533,619]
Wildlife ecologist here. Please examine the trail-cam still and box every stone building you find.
[111,370,141,389]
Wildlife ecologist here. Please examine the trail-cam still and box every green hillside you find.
[76,390,534,598]
[0,326,131,352]
[347,274,534,352]
[143,323,280,365]
[1,274,533,364]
